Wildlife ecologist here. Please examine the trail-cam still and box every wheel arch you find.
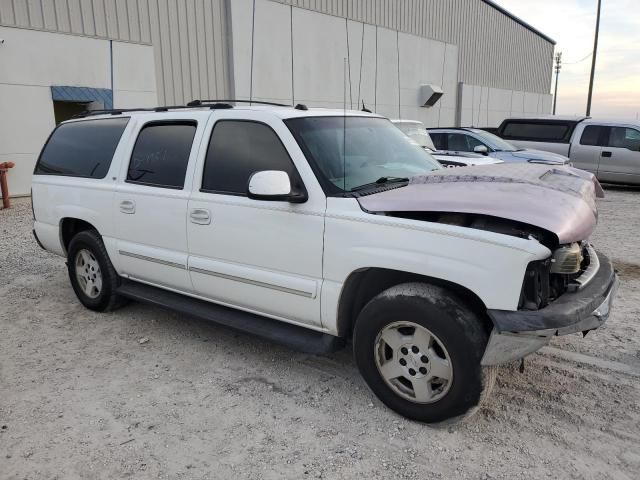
[336,267,493,338]
[60,218,99,255]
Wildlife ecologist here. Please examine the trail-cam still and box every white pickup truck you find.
[495,116,640,185]
[32,102,618,423]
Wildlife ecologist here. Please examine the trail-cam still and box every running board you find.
[116,279,344,355]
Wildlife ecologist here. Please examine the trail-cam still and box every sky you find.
[496,0,640,119]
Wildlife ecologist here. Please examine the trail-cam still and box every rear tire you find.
[353,282,495,423]
[67,230,126,312]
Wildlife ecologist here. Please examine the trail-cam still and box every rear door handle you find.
[120,200,136,214]
[190,208,211,225]
[601,151,612,158]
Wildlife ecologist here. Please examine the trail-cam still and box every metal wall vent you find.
[419,84,444,107]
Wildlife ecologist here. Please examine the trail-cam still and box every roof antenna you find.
[361,101,372,113]
[343,57,347,192]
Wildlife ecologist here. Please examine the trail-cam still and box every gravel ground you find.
[1,190,639,480]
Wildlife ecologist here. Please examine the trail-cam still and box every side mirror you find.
[247,170,306,203]
[474,145,489,155]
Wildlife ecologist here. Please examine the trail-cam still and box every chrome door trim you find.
[118,250,186,270]
[189,266,314,298]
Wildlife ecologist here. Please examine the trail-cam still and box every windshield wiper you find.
[350,176,410,192]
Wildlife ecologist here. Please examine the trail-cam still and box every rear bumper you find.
[481,250,619,366]
[33,220,65,256]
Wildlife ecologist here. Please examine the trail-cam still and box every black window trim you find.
[33,116,131,179]
[125,119,198,190]
[499,120,578,144]
[578,123,611,147]
[199,118,307,198]
[599,126,612,147]
[429,131,449,151]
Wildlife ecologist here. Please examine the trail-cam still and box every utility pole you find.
[553,52,562,115]
[586,0,602,116]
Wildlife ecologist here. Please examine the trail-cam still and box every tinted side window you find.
[202,121,298,195]
[580,126,603,146]
[127,122,197,189]
[502,122,569,142]
[448,133,483,152]
[608,127,640,151]
[35,118,129,178]
[430,133,447,150]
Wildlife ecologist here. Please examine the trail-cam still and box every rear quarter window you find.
[501,121,571,143]
[35,117,129,178]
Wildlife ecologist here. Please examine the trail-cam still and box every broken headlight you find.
[520,243,591,310]
[550,242,583,274]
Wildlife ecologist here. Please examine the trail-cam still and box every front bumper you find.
[481,250,619,366]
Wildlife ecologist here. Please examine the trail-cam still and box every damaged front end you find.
[520,240,594,311]
[482,246,618,365]
[355,163,619,366]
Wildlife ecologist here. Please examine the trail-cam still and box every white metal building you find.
[0,0,555,196]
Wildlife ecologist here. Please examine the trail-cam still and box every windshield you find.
[393,121,436,150]
[469,129,518,152]
[286,117,442,193]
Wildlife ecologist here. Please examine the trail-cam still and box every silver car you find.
[427,127,570,165]
[391,120,503,168]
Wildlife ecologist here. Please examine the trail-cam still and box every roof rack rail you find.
[72,107,149,118]
[71,99,294,119]
[71,104,207,119]
[187,99,290,107]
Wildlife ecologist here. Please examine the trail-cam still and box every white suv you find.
[32,101,619,423]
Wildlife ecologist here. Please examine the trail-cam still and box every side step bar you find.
[116,279,345,355]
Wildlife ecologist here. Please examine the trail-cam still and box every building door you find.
[52,101,92,123]
[50,86,114,123]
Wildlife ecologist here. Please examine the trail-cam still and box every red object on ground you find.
[0,161,15,209]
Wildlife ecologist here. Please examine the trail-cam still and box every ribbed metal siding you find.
[0,0,231,104]
[271,0,554,94]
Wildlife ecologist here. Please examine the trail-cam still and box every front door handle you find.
[120,200,136,214]
[190,208,211,225]
[601,151,612,158]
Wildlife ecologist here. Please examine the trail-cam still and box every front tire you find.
[67,230,125,312]
[353,282,495,423]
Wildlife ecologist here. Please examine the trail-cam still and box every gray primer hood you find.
[357,164,604,244]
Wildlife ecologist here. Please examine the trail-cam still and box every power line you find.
[564,52,592,65]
